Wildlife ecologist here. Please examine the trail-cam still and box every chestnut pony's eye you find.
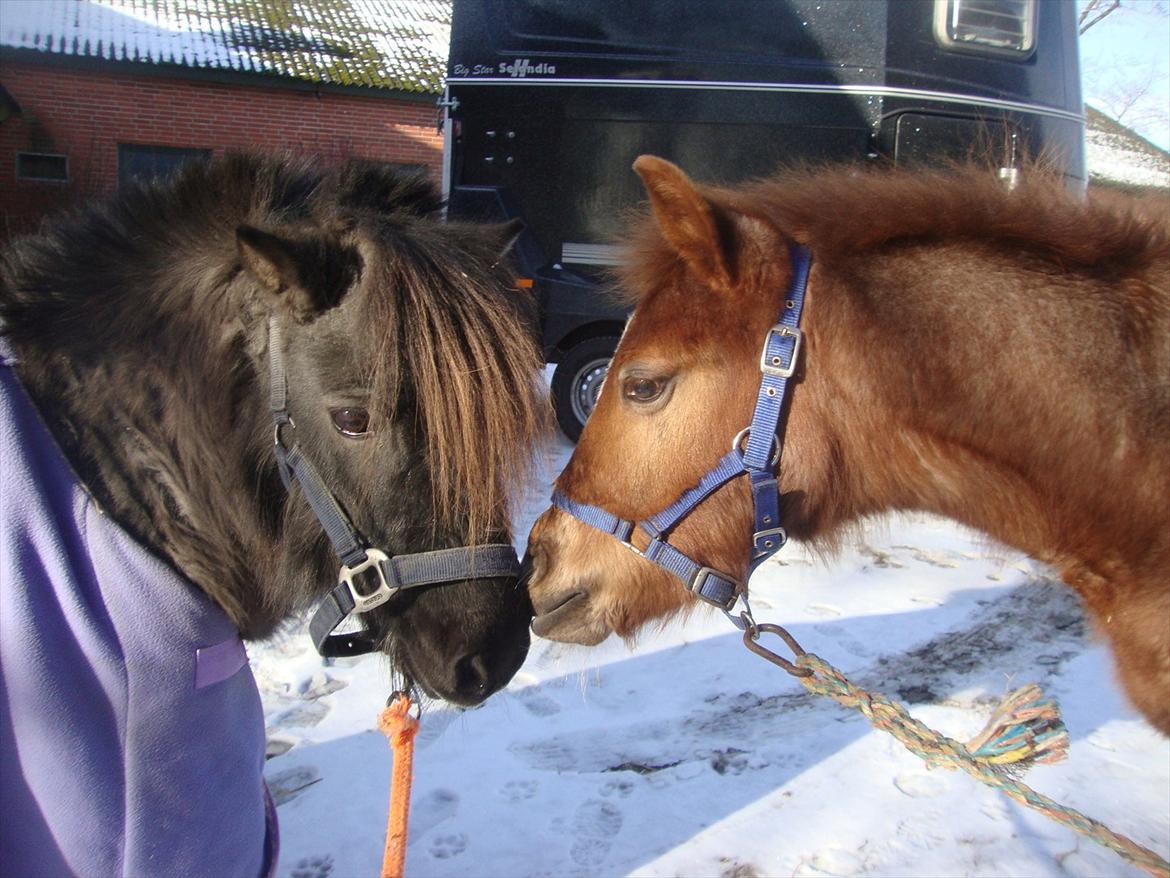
[622,376,665,404]
[329,407,370,438]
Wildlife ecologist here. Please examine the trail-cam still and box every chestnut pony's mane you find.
[619,163,1170,302]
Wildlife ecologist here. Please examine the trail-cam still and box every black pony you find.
[0,153,548,874]
[0,153,547,699]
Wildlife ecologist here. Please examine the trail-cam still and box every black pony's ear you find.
[236,225,357,321]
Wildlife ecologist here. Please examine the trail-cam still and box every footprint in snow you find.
[795,847,864,876]
[299,671,347,700]
[909,595,945,607]
[428,833,467,859]
[600,778,635,799]
[893,771,949,798]
[271,699,329,729]
[500,779,538,802]
[805,603,842,618]
[290,854,333,878]
[893,546,960,568]
[414,708,459,749]
[569,799,623,867]
[410,788,460,837]
[811,623,872,658]
[266,765,322,806]
[517,690,562,717]
[265,737,295,759]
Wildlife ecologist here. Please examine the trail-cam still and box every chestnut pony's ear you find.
[632,155,734,289]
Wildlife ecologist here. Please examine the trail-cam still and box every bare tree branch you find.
[1079,0,1122,34]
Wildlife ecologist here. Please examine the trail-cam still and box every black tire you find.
[551,336,619,442]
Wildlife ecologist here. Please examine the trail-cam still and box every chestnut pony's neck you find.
[781,236,1167,583]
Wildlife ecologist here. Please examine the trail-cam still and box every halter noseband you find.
[551,244,811,618]
[267,317,520,657]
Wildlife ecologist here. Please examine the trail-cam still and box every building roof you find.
[0,0,450,94]
[1086,105,1170,191]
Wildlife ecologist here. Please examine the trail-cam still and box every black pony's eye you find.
[622,376,665,404]
[329,407,370,438]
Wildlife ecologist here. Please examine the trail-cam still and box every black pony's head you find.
[0,154,548,707]
[235,161,547,705]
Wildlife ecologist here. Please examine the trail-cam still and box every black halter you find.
[267,317,520,657]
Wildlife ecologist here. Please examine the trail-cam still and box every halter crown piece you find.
[267,317,521,657]
[551,243,811,620]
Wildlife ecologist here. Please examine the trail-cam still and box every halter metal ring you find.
[732,427,780,467]
[273,416,296,449]
[339,548,397,613]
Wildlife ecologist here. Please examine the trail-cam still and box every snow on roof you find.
[1087,129,1170,189]
[1085,105,1170,190]
[0,0,450,94]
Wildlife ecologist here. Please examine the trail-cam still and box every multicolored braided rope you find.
[744,623,1169,878]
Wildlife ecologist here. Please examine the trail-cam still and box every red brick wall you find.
[0,56,443,238]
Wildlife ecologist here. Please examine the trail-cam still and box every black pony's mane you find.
[0,153,546,633]
[0,153,440,351]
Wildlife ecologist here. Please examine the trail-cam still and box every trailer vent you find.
[934,0,1036,56]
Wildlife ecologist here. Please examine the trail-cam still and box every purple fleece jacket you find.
[0,345,277,877]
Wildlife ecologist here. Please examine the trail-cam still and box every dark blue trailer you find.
[443,0,1085,439]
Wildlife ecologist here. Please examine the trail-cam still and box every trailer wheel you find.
[551,336,619,442]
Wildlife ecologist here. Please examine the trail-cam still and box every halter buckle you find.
[339,548,398,613]
[620,539,644,557]
[752,526,788,556]
[760,325,803,378]
[689,566,739,612]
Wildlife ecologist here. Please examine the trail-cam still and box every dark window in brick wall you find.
[118,144,211,188]
[16,153,69,182]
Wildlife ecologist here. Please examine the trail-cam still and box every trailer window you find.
[934,0,1037,57]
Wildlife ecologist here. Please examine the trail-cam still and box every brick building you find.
[0,0,448,238]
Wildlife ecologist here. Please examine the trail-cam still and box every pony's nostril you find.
[453,652,491,697]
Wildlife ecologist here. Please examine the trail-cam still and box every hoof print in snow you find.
[600,778,635,798]
[501,779,538,801]
[265,737,295,759]
[805,603,842,618]
[569,799,622,867]
[719,858,761,878]
[299,671,347,700]
[274,699,330,729]
[429,833,468,859]
[796,848,864,876]
[267,765,322,806]
[709,748,751,776]
[894,771,948,798]
[290,854,333,878]
[518,691,562,717]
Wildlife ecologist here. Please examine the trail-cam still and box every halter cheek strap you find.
[267,317,520,657]
[551,244,811,616]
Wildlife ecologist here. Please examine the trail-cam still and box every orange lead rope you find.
[379,693,420,878]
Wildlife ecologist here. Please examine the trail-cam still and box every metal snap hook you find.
[742,622,814,677]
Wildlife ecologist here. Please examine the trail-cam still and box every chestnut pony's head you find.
[525,156,802,643]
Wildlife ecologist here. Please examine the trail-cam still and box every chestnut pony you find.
[524,155,1170,733]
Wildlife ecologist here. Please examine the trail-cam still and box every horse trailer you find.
[442,0,1085,439]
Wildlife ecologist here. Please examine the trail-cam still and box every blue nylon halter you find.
[551,243,811,614]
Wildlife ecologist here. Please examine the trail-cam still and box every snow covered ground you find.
[254,418,1170,878]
